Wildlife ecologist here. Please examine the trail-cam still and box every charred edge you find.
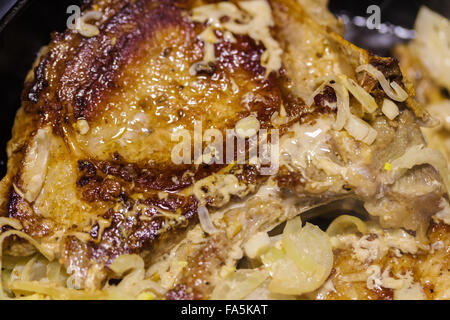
[25,55,50,104]
[7,190,52,237]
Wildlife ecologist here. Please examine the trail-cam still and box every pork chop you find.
[0,0,448,299]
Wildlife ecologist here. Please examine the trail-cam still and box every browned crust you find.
[86,194,199,265]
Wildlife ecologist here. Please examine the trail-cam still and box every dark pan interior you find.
[0,0,448,177]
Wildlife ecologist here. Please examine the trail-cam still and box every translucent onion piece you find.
[46,261,65,285]
[345,115,370,142]
[330,82,350,131]
[20,256,38,281]
[426,101,450,131]
[414,6,450,90]
[109,254,144,275]
[282,232,321,275]
[198,206,217,234]
[326,215,368,237]
[269,223,333,295]
[344,114,377,145]
[0,217,22,230]
[362,127,378,145]
[261,246,284,268]
[108,254,165,298]
[244,232,271,259]
[339,75,378,113]
[20,127,51,203]
[211,269,269,299]
[8,280,105,300]
[382,99,400,120]
[389,81,409,102]
[283,216,302,235]
[0,229,54,299]
[356,64,408,102]
[77,11,102,37]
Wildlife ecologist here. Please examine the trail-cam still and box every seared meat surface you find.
[0,0,448,299]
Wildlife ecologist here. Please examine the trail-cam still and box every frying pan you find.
[0,0,448,179]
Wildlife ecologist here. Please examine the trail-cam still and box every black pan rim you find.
[0,0,32,34]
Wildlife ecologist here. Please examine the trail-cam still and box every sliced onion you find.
[309,76,377,144]
[283,216,302,235]
[326,215,368,237]
[389,81,409,101]
[344,115,377,145]
[108,254,165,298]
[345,115,370,141]
[77,11,102,37]
[0,217,23,230]
[414,6,450,90]
[382,99,400,120]
[339,75,378,113]
[21,127,51,203]
[109,254,144,275]
[356,64,408,102]
[426,101,450,131]
[0,229,55,299]
[244,232,271,259]
[362,127,378,145]
[211,269,269,299]
[198,206,217,234]
[261,246,284,267]
[269,223,333,295]
[330,82,350,131]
